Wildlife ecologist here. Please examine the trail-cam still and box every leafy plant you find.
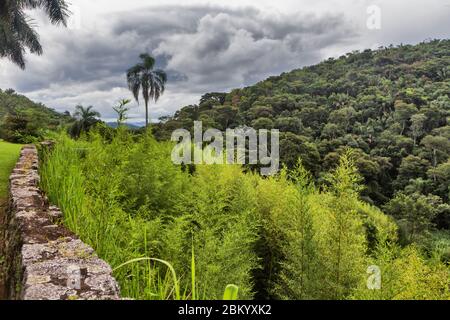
[223,285,239,300]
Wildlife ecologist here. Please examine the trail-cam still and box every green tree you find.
[329,107,356,132]
[280,133,320,174]
[385,192,443,243]
[0,0,70,69]
[199,92,226,107]
[274,117,303,134]
[322,123,344,140]
[427,160,450,200]
[249,105,274,119]
[214,105,238,129]
[319,151,368,299]
[0,110,40,143]
[421,135,450,167]
[353,244,450,300]
[274,162,320,300]
[113,99,131,127]
[410,114,427,146]
[393,101,417,135]
[394,155,430,190]
[69,105,101,138]
[127,53,167,127]
[251,117,274,130]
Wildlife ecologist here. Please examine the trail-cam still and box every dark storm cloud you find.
[112,5,357,91]
[150,6,356,91]
[18,5,356,92]
[2,4,357,119]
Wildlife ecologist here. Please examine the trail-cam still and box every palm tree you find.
[70,105,100,138]
[0,0,70,69]
[127,53,167,127]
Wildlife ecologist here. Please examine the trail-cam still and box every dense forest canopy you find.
[154,40,450,237]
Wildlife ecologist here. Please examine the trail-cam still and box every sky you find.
[0,0,449,123]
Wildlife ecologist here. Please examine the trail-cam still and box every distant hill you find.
[154,39,450,213]
[106,122,142,130]
[0,89,73,143]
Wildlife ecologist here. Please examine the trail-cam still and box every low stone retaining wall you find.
[1,145,120,300]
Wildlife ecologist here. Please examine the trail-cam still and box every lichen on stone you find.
[3,145,120,300]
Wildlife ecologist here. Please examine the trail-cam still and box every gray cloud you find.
[7,2,444,122]
[113,5,357,92]
[2,4,356,120]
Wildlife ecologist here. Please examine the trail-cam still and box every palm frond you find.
[126,53,168,125]
[0,0,69,68]
[12,9,43,54]
[24,0,70,25]
[140,53,155,69]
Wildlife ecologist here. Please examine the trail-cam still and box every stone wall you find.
[1,145,120,300]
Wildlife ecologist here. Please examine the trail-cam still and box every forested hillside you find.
[0,89,72,143]
[154,40,450,243]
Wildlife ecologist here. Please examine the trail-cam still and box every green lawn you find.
[0,141,22,201]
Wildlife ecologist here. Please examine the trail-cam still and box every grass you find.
[0,140,22,299]
[0,140,22,202]
[39,134,250,300]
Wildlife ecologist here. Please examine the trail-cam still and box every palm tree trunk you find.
[145,101,149,127]
[433,149,437,167]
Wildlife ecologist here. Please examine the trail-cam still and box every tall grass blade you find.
[223,284,239,300]
[191,241,196,300]
[114,257,181,300]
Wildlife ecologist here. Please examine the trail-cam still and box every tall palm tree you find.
[0,0,70,69]
[127,53,167,127]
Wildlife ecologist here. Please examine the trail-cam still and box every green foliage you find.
[0,89,72,143]
[223,285,239,300]
[280,133,320,174]
[0,0,70,69]
[270,162,321,299]
[314,152,368,299]
[0,140,22,199]
[153,40,450,214]
[427,159,450,202]
[421,135,450,167]
[37,40,450,300]
[40,131,449,300]
[352,244,450,300]
[385,192,448,244]
[113,99,132,127]
[40,130,259,300]
[394,155,430,191]
[68,105,101,138]
[127,53,167,127]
